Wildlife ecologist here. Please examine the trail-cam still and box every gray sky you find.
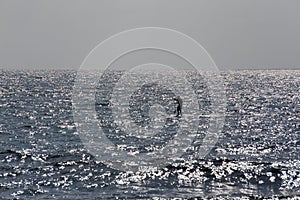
[0,0,299,70]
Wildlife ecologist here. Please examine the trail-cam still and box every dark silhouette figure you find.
[174,96,183,117]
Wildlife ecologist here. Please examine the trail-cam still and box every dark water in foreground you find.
[0,70,299,199]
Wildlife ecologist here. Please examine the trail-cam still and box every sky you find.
[0,0,299,70]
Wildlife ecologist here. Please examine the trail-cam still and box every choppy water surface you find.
[0,69,299,199]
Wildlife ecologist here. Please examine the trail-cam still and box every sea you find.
[0,69,299,199]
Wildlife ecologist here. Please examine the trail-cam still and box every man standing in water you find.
[175,96,183,117]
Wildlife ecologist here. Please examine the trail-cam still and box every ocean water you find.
[0,69,299,199]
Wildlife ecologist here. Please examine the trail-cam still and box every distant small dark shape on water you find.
[174,96,183,117]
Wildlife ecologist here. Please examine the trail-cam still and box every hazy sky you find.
[0,0,299,70]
